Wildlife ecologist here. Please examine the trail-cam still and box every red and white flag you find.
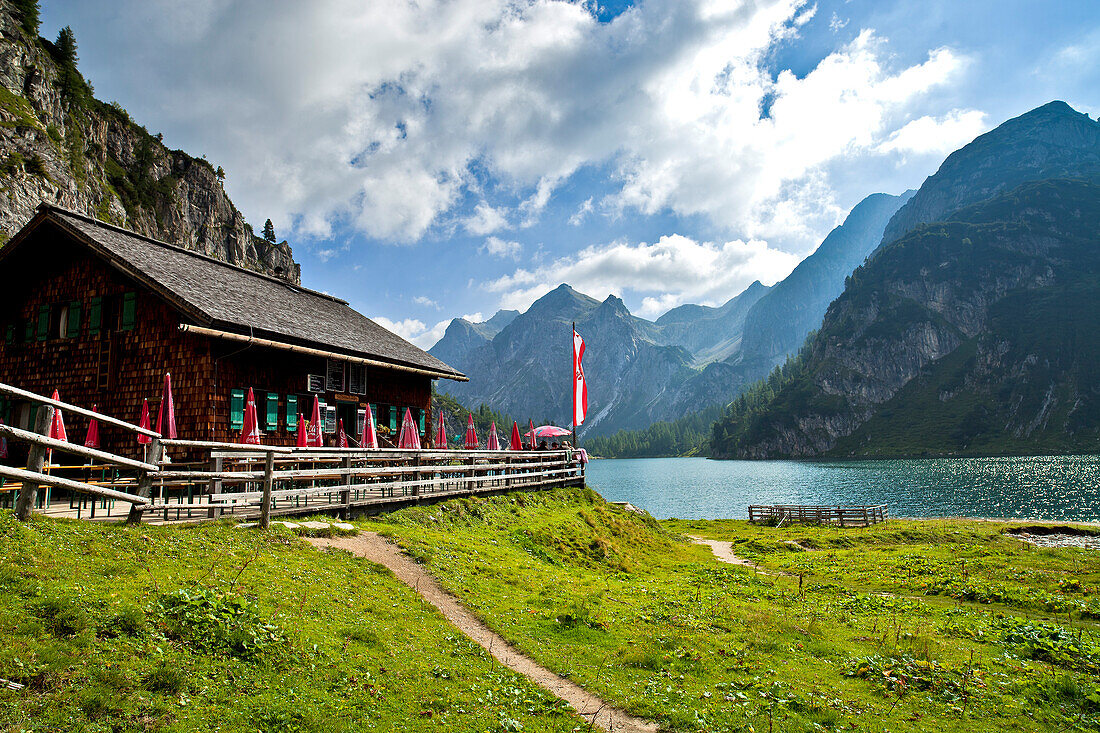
[572,326,587,427]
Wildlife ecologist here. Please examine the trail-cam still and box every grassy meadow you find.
[2,487,1099,731]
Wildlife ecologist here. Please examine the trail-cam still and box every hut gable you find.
[9,205,465,381]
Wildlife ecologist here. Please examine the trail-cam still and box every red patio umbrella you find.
[84,404,101,450]
[486,421,500,451]
[398,407,421,449]
[526,425,573,440]
[137,399,152,445]
[337,419,349,448]
[434,410,447,449]
[155,372,177,440]
[360,404,378,449]
[48,390,67,443]
[307,395,323,447]
[295,413,307,448]
[464,414,478,450]
[509,421,522,451]
[239,387,261,445]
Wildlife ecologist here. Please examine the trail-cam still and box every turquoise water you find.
[584,456,1100,521]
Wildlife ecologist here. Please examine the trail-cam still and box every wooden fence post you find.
[260,451,275,529]
[126,438,163,524]
[14,405,54,521]
[207,455,222,518]
[340,455,351,518]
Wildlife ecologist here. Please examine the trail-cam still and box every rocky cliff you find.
[0,2,299,281]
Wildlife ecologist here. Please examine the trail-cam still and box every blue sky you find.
[41,0,1099,347]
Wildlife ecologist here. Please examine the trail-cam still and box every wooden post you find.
[15,405,54,521]
[127,438,163,524]
[207,455,222,518]
[340,455,351,517]
[259,451,275,529]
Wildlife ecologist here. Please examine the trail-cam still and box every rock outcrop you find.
[0,2,299,281]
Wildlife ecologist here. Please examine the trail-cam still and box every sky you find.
[41,0,1100,348]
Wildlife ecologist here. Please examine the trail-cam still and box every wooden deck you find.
[748,504,888,528]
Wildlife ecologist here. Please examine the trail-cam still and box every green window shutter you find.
[389,406,397,433]
[418,409,425,433]
[4,324,13,344]
[265,393,279,431]
[287,395,298,432]
[36,305,49,341]
[66,300,81,338]
[88,297,102,336]
[230,389,245,431]
[121,292,136,331]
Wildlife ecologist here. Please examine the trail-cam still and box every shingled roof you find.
[21,205,466,381]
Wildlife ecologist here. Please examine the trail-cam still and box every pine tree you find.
[54,26,87,107]
[13,0,39,36]
[55,26,77,66]
[262,219,276,242]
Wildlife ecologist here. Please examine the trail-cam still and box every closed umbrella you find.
[239,387,261,444]
[486,421,500,451]
[337,419,348,448]
[84,405,101,449]
[529,419,536,448]
[295,414,307,448]
[156,372,177,440]
[434,410,447,449]
[307,395,323,447]
[509,421,522,450]
[360,404,378,449]
[464,414,478,450]
[137,399,152,445]
[398,407,421,449]
[48,390,67,443]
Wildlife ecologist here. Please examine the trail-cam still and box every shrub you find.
[154,586,288,661]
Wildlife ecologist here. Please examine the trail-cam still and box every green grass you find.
[363,489,1100,732]
[0,511,580,732]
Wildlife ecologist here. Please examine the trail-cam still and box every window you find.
[326,359,345,392]
[348,363,367,395]
[230,389,245,431]
[356,408,366,437]
[120,292,136,331]
[87,297,102,337]
[264,392,279,432]
[287,395,298,432]
[49,304,65,340]
[4,324,14,345]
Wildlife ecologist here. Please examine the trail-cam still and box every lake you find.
[584,455,1100,522]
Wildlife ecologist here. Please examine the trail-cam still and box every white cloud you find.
[462,202,510,235]
[413,295,439,308]
[371,316,429,343]
[877,109,988,156]
[85,0,977,252]
[568,197,594,226]
[315,248,340,263]
[481,236,523,260]
[372,312,487,350]
[829,13,848,33]
[485,233,799,315]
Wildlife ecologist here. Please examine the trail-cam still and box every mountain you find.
[431,190,910,440]
[654,281,769,364]
[0,3,298,280]
[712,101,1100,459]
[879,101,1100,248]
[735,190,913,367]
[712,179,1100,458]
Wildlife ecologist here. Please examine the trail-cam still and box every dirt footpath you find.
[306,532,658,733]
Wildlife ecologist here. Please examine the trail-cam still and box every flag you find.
[572,325,587,427]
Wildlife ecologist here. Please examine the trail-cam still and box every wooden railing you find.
[0,382,585,525]
[748,504,888,528]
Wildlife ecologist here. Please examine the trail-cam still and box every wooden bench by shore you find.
[748,504,888,528]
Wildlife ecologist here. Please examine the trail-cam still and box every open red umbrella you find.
[525,425,573,440]
[48,390,67,443]
[486,421,500,451]
[156,372,177,440]
[398,407,421,449]
[464,414,478,450]
[307,395,323,447]
[239,387,261,444]
[360,404,378,449]
[137,399,152,445]
[84,404,101,449]
[434,410,447,449]
[295,413,307,448]
[509,421,522,450]
[337,419,349,448]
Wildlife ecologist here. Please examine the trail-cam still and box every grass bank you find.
[364,488,1100,732]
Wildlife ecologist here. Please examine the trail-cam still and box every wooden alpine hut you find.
[0,204,467,459]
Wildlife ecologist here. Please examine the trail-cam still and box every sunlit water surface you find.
[584,456,1100,521]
